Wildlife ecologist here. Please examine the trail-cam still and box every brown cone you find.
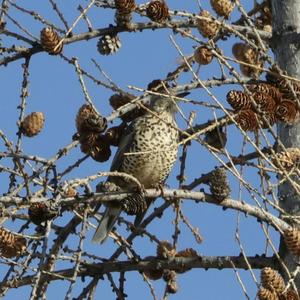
[227,90,251,110]
[257,287,279,300]
[194,46,213,65]
[210,0,234,18]
[280,289,300,300]
[235,109,260,131]
[232,43,257,63]
[115,0,135,14]
[20,112,45,137]
[97,34,122,55]
[76,104,107,134]
[0,227,26,258]
[208,167,231,202]
[40,27,63,55]
[197,10,219,38]
[28,202,58,225]
[275,100,299,124]
[247,84,282,105]
[284,227,300,256]
[146,0,169,22]
[261,267,285,295]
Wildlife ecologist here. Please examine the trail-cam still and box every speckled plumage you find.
[92,96,179,243]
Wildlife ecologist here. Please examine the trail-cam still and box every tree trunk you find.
[272,0,300,289]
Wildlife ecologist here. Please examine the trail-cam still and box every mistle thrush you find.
[92,95,180,243]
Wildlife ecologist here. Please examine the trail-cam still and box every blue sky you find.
[0,1,280,299]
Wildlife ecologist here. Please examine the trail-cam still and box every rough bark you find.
[272,0,300,289]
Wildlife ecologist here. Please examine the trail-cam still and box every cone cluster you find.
[40,27,63,55]
[283,227,300,257]
[114,0,135,26]
[97,34,121,55]
[20,112,45,137]
[197,10,219,38]
[76,104,112,162]
[210,0,234,19]
[109,93,146,122]
[146,1,169,22]
[232,43,263,79]
[0,227,26,258]
[28,202,58,225]
[208,168,231,202]
[227,82,298,131]
[194,46,213,65]
[272,148,300,172]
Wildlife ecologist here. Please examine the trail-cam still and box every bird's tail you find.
[92,206,122,243]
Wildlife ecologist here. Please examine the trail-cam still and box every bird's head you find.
[150,92,189,114]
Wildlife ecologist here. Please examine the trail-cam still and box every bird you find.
[92,94,181,243]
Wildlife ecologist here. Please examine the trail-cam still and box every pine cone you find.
[280,289,300,300]
[240,63,263,79]
[272,148,300,171]
[204,126,227,150]
[20,112,45,137]
[40,27,63,55]
[0,227,26,258]
[197,10,219,38]
[261,267,285,295]
[247,84,282,104]
[252,92,277,113]
[97,34,121,55]
[275,80,300,100]
[76,104,107,134]
[28,202,58,225]
[146,0,169,22]
[115,0,135,14]
[284,227,300,256]
[122,193,147,215]
[227,90,251,110]
[232,43,257,63]
[103,123,126,146]
[157,241,176,259]
[257,287,279,300]
[210,0,234,18]
[275,100,299,124]
[194,46,213,65]
[235,109,260,131]
[208,168,231,202]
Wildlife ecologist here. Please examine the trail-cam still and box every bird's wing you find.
[110,121,136,172]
